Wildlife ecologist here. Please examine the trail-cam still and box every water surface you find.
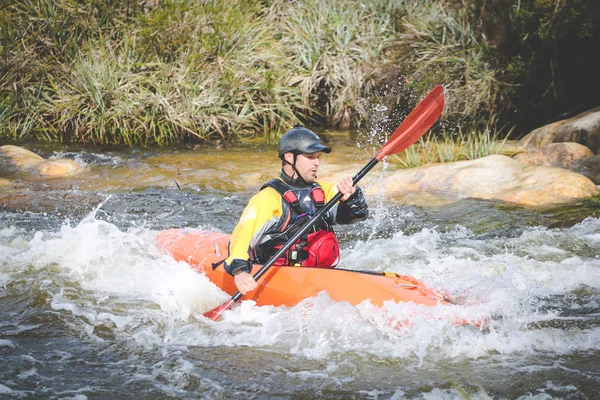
[1,142,599,399]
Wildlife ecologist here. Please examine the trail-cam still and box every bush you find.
[1,0,597,145]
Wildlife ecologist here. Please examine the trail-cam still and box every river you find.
[1,139,599,399]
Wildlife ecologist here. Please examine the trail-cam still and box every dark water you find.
[1,144,600,399]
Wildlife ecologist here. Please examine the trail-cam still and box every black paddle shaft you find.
[231,157,380,302]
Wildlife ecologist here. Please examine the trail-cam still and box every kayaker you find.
[224,124,369,294]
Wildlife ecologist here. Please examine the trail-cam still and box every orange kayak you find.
[156,228,460,310]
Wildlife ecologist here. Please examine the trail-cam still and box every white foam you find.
[0,384,15,395]
[2,207,599,363]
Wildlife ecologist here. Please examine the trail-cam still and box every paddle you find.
[204,85,446,321]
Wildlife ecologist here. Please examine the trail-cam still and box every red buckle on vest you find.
[311,187,325,206]
[283,190,299,207]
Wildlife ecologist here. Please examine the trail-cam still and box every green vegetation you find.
[1,0,597,148]
[393,128,510,168]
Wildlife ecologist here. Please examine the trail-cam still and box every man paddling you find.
[224,124,369,295]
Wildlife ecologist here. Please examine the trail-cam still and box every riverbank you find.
[2,0,597,145]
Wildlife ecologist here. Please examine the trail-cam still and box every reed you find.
[273,0,402,128]
[393,127,508,168]
[369,0,505,134]
[2,0,592,147]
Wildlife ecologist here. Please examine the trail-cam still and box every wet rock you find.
[495,140,528,157]
[36,159,81,176]
[514,142,594,168]
[513,142,600,184]
[380,155,599,207]
[567,155,600,184]
[519,107,600,154]
[0,145,44,173]
[0,145,81,177]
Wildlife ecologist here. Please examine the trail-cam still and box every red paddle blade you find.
[203,298,235,321]
[376,85,445,161]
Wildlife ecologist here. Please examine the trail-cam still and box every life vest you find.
[251,179,340,268]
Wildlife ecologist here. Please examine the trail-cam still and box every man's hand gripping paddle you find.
[204,85,446,321]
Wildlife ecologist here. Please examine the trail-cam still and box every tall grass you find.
[364,0,507,136]
[272,0,402,128]
[393,128,509,168]
[3,0,588,147]
[1,0,313,144]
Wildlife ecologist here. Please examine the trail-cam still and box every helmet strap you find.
[282,153,310,185]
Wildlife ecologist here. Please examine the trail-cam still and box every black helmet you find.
[278,124,331,159]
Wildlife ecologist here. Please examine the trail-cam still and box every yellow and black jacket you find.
[224,172,368,275]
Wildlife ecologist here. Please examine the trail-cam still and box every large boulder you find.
[519,107,600,154]
[0,145,81,177]
[567,155,600,185]
[514,142,600,184]
[374,155,598,207]
[513,142,594,168]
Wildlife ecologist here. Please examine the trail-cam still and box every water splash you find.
[1,199,599,398]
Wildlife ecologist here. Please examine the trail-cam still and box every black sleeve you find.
[224,259,252,276]
[335,186,368,225]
